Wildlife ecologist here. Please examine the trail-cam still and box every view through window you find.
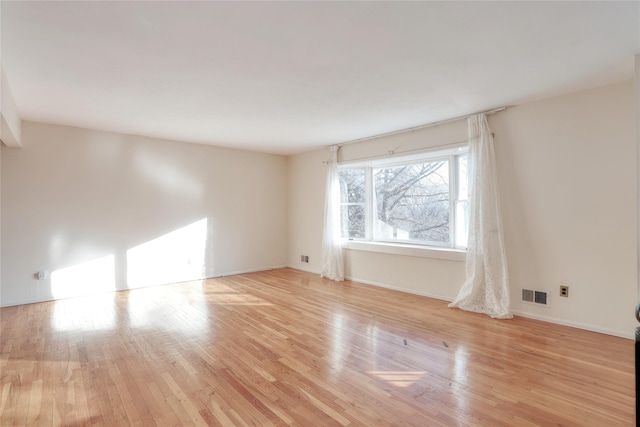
[339,147,468,249]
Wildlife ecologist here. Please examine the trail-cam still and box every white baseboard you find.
[286,264,321,275]
[211,264,289,278]
[10,264,627,340]
[510,309,633,340]
[341,274,633,340]
[0,264,290,308]
[345,275,453,303]
[0,296,53,308]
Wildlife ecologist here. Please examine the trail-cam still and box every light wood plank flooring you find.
[0,268,634,426]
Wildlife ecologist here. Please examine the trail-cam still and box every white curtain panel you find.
[321,145,345,281]
[449,114,512,319]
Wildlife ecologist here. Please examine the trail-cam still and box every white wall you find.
[636,54,640,300]
[0,143,2,298]
[288,80,636,338]
[287,149,326,273]
[493,80,636,337]
[1,121,288,306]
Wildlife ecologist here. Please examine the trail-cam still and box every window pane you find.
[455,200,469,248]
[339,169,366,203]
[339,168,366,239]
[340,205,365,239]
[373,161,450,243]
[457,155,468,201]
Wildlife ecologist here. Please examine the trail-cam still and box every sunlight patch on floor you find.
[51,294,116,331]
[366,371,427,388]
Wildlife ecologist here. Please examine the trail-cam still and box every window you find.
[339,146,468,249]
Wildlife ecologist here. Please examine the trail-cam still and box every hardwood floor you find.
[0,268,633,426]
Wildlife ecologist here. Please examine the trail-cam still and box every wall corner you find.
[0,66,22,147]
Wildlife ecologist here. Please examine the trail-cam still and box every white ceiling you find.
[2,1,639,155]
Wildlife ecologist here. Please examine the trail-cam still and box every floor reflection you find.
[203,283,273,306]
[328,309,462,394]
[330,313,347,373]
[126,282,211,336]
[452,345,469,415]
[366,371,427,388]
[51,293,116,332]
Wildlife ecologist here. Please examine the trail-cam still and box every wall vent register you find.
[522,289,550,306]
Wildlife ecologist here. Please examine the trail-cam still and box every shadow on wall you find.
[50,218,212,300]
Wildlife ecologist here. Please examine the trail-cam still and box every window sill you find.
[342,240,466,262]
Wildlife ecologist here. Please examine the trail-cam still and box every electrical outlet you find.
[301,255,305,262]
[304,256,309,263]
[560,285,569,298]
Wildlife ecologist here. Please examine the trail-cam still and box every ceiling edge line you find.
[336,106,508,149]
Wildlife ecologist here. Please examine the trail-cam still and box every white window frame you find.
[338,144,468,251]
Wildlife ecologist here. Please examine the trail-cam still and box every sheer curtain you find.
[321,145,345,281]
[449,114,511,319]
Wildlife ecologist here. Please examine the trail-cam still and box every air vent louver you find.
[522,289,549,306]
[534,291,548,305]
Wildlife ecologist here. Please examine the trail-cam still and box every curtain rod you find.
[337,106,507,148]
[335,140,469,165]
